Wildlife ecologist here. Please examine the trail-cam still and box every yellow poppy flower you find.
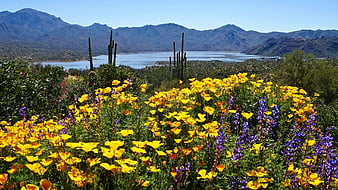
[120,164,136,173]
[105,140,124,149]
[40,159,53,167]
[26,155,39,162]
[197,169,217,180]
[48,152,59,159]
[101,147,114,159]
[79,142,99,152]
[78,94,89,103]
[241,112,254,120]
[65,157,82,165]
[131,147,146,154]
[203,106,215,115]
[100,163,119,171]
[146,141,163,149]
[4,156,17,162]
[59,152,71,160]
[156,150,167,156]
[196,113,206,122]
[112,80,121,86]
[147,166,161,172]
[86,158,101,167]
[117,129,134,137]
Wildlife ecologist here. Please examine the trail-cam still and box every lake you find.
[37,51,262,70]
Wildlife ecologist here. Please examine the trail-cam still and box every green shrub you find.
[0,60,66,121]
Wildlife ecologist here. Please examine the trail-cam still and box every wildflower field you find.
[0,73,337,190]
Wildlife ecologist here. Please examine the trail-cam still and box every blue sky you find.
[3,0,338,32]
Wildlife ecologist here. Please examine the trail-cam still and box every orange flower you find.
[123,110,131,116]
[112,80,121,86]
[0,173,8,189]
[24,184,39,190]
[216,164,225,172]
[40,179,52,190]
[68,167,85,182]
[7,165,17,174]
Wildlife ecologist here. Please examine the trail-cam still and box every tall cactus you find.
[88,37,93,71]
[113,43,117,67]
[108,30,113,65]
[169,32,186,80]
[180,32,184,80]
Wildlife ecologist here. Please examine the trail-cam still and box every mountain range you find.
[243,37,338,58]
[1,8,338,60]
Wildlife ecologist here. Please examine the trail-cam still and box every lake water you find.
[38,51,262,70]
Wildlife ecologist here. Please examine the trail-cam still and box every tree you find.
[279,49,314,88]
[277,49,337,104]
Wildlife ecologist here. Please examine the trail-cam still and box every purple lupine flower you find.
[281,125,305,162]
[19,106,27,119]
[236,121,251,146]
[216,127,226,152]
[173,163,191,184]
[256,97,267,122]
[314,124,338,184]
[267,105,281,129]
[227,96,235,109]
[233,112,240,130]
[125,78,133,85]
[112,118,120,131]
[60,127,68,134]
[231,147,244,162]
[230,176,248,189]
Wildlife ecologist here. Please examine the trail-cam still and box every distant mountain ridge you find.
[1,8,338,59]
[243,37,338,57]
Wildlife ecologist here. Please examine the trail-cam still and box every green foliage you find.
[0,60,66,121]
[278,49,314,88]
[94,64,142,92]
[277,50,338,104]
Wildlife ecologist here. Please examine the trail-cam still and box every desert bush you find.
[0,60,66,121]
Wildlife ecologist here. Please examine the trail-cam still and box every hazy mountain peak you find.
[16,8,41,13]
[216,24,244,31]
[88,23,110,28]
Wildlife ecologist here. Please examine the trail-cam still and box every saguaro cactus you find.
[108,30,113,65]
[88,37,93,71]
[180,32,184,80]
[113,43,117,67]
[169,32,186,80]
